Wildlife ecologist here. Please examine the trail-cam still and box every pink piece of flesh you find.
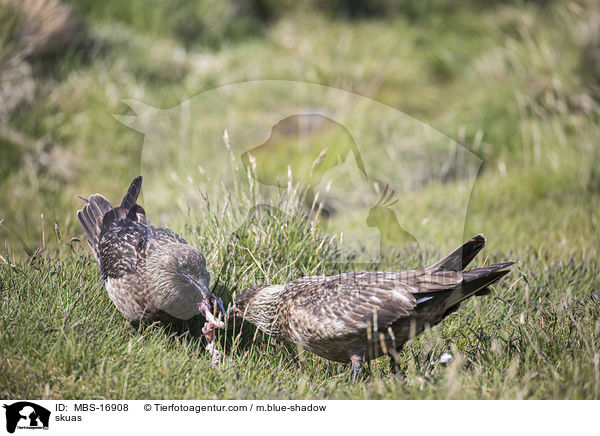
[199,300,225,342]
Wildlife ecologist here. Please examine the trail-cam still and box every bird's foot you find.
[388,349,403,376]
[389,357,400,375]
[351,356,363,382]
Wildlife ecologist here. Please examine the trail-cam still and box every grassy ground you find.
[1,0,599,399]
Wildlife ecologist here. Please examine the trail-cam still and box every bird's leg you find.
[290,352,301,370]
[388,347,404,377]
[129,320,140,335]
[351,356,363,382]
[173,319,190,339]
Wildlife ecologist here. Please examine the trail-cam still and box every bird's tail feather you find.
[428,234,486,272]
[443,261,517,311]
[120,175,143,210]
[77,194,113,248]
[77,176,146,249]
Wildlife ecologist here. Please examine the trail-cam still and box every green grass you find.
[1,179,599,399]
[1,0,599,399]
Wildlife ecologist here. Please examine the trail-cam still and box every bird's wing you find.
[120,175,143,210]
[97,220,151,279]
[150,225,188,244]
[281,272,421,340]
[100,176,150,229]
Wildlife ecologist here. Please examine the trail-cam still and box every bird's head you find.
[232,286,259,317]
[233,284,285,335]
[147,243,225,326]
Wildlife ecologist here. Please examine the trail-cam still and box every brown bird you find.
[234,234,515,380]
[77,176,225,332]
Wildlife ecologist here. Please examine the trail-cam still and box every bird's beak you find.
[227,302,237,320]
[212,295,226,319]
[184,273,211,299]
[184,273,227,322]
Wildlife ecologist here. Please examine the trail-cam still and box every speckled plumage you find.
[235,235,516,377]
[77,176,220,327]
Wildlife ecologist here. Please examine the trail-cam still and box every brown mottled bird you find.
[234,235,515,380]
[77,176,225,332]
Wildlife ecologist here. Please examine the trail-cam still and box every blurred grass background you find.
[0,0,599,399]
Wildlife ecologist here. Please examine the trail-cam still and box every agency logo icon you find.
[3,402,50,434]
